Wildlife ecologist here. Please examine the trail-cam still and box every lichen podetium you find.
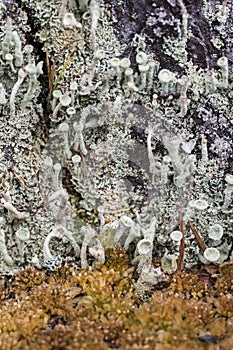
[0,0,231,283]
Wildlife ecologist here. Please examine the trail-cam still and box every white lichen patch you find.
[0,0,231,279]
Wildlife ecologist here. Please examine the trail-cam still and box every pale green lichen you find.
[0,0,231,282]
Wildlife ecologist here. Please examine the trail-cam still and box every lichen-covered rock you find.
[0,0,231,277]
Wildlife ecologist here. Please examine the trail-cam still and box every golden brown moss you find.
[215,261,233,295]
[0,251,232,350]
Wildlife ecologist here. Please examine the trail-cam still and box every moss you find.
[0,249,232,349]
[215,261,233,295]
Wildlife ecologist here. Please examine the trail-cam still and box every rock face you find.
[0,0,232,274]
[107,0,233,70]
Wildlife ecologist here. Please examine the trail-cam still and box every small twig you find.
[52,49,76,92]
[188,220,206,252]
[45,35,51,91]
[47,39,81,100]
[177,214,185,272]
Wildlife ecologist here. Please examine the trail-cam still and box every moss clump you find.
[215,261,233,295]
[0,250,232,349]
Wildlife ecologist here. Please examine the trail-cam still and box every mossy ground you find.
[0,248,232,350]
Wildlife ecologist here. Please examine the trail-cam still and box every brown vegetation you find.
[0,249,232,350]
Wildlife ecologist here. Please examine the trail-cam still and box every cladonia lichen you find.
[0,0,232,284]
